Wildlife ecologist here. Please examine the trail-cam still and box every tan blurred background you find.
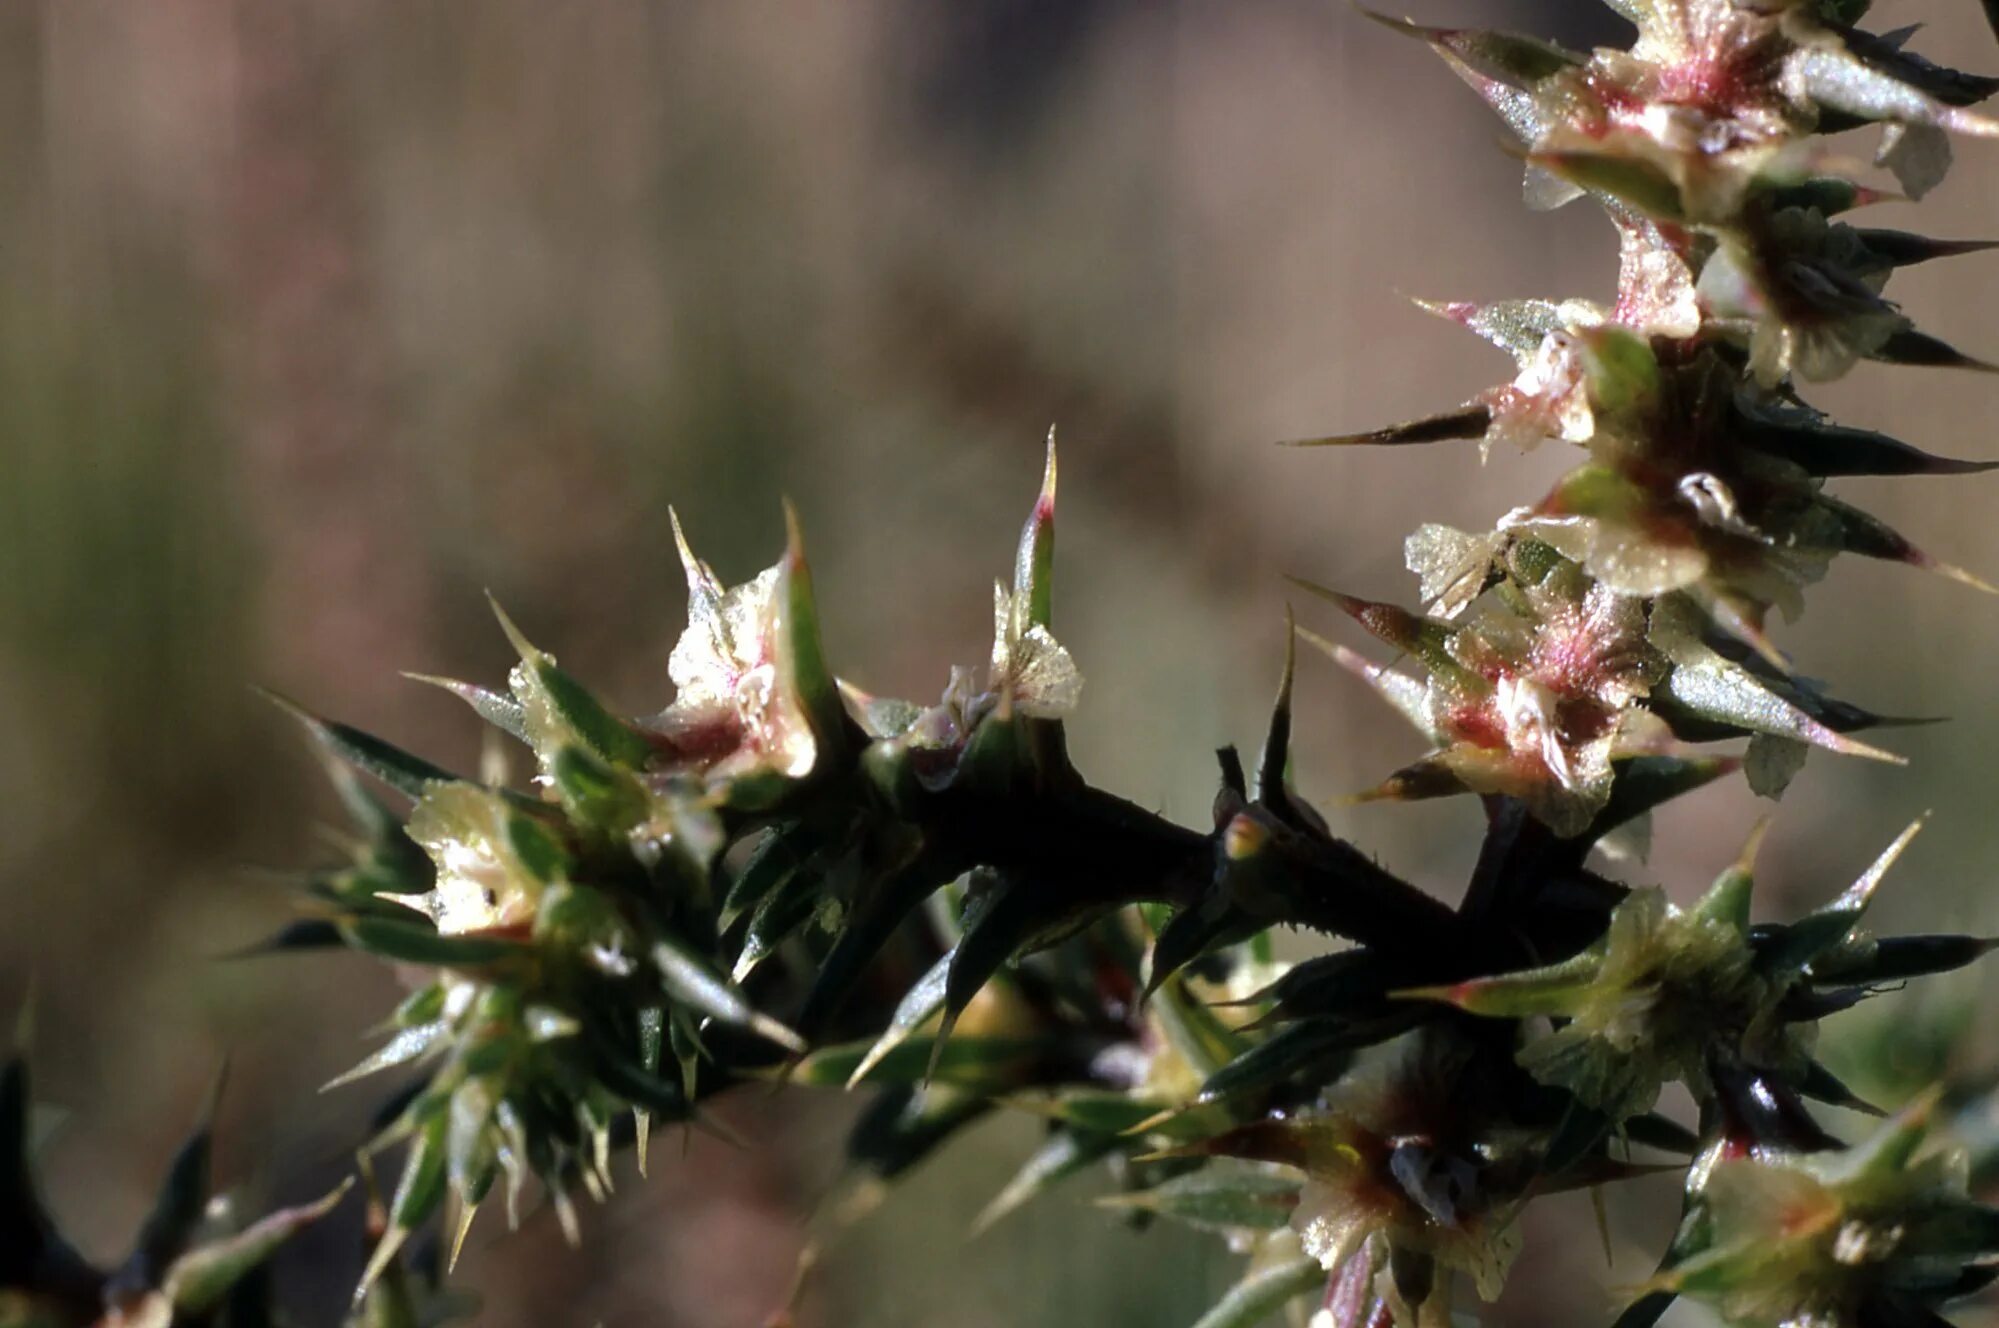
[3,2,1998,1325]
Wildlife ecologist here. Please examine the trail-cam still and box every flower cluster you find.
[1411,818,1923,1120]
[1663,1094,1999,1328]
[1302,0,1997,835]
[127,4,1999,1328]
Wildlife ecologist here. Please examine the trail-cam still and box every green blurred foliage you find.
[1,3,1996,1326]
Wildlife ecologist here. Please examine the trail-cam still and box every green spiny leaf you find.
[1095,1166,1300,1235]
[1360,11,1580,85]
[1806,933,1999,984]
[1281,404,1491,449]
[1759,818,1924,978]
[1186,1255,1324,1328]
[264,691,459,801]
[970,1128,1116,1237]
[719,824,817,932]
[339,918,529,971]
[775,501,849,766]
[788,1034,1043,1092]
[1588,755,1742,841]
[549,745,650,835]
[845,951,951,1088]
[1015,430,1058,631]
[1151,975,1248,1080]
[1197,1012,1421,1103]
[490,598,655,770]
[163,1180,352,1313]
[732,854,827,982]
[322,1023,451,1093]
[1869,327,1999,372]
[403,674,528,743]
[654,936,806,1054]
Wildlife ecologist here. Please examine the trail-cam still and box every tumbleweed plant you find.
[11,2,1999,1325]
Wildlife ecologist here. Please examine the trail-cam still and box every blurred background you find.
[3,2,1998,1324]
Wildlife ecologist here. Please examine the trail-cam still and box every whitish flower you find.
[653,513,818,781]
[406,784,546,935]
[989,581,1082,719]
[1188,1035,1527,1326]
[1659,1096,1999,1328]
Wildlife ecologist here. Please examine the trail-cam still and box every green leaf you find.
[844,1083,990,1183]
[1805,933,1999,984]
[1853,228,1999,270]
[339,918,529,970]
[1838,1089,1941,1182]
[1624,1113,1700,1155]
[1692,820,1764,935]
[163,1180,352,1313]
[999,1089,1171,1137]
[1527,147,1687,223]
[389,1114,448,1232]
[1797,1060,1881,1116]
[1253,615,1297,809]
[939,876,1109,1054]
[264,691,459,801]
[1588,755,1741,840]
[654,936,806,1054]
[1402,942,1607,1017]
[1421,296,1572,360]
[0,1055,86,1290]
[1152,974,1248,1080]
[1288,579,1484,694]
[1577,326,1661,420]
[549,745,649,834]
[1651,601,1904,764]
[1014,430,1058,631]
[445,1078,498,1204]
[1818,494,1995,592]
[322,1023,451,1093]
[503,814,570,885]
[788,1034,1043,1091]
[403,674,528,742]
[491,599,655,770]
[634,1005,665,1176]
[732,856,826,982]
[1097,1166,1300,1234]
[1252,947,1393,1025]
[796,851,950,1039]
[1766,178,1880,215]
[1869,327,1998,372]
[1759,818,1924,977]
[1299,631,1432,737]
[718,824,816,931]
[1281,404,1491,449]
[357,1115,448,1304]
[1361,12,1581,86]
[1186,1255,1324,1328]
[970,1128,1117,1236]
[845,951,951,1087]
[587,1032,691,1118]
[227,919,347,958]
[775,502,849,765]
[1790,44,1999,135]
[1197,1012,1421,1102]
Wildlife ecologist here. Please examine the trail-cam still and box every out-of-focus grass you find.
[2,3,1997,1325]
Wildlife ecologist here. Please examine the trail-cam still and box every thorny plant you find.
[11,2,1999,1326]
